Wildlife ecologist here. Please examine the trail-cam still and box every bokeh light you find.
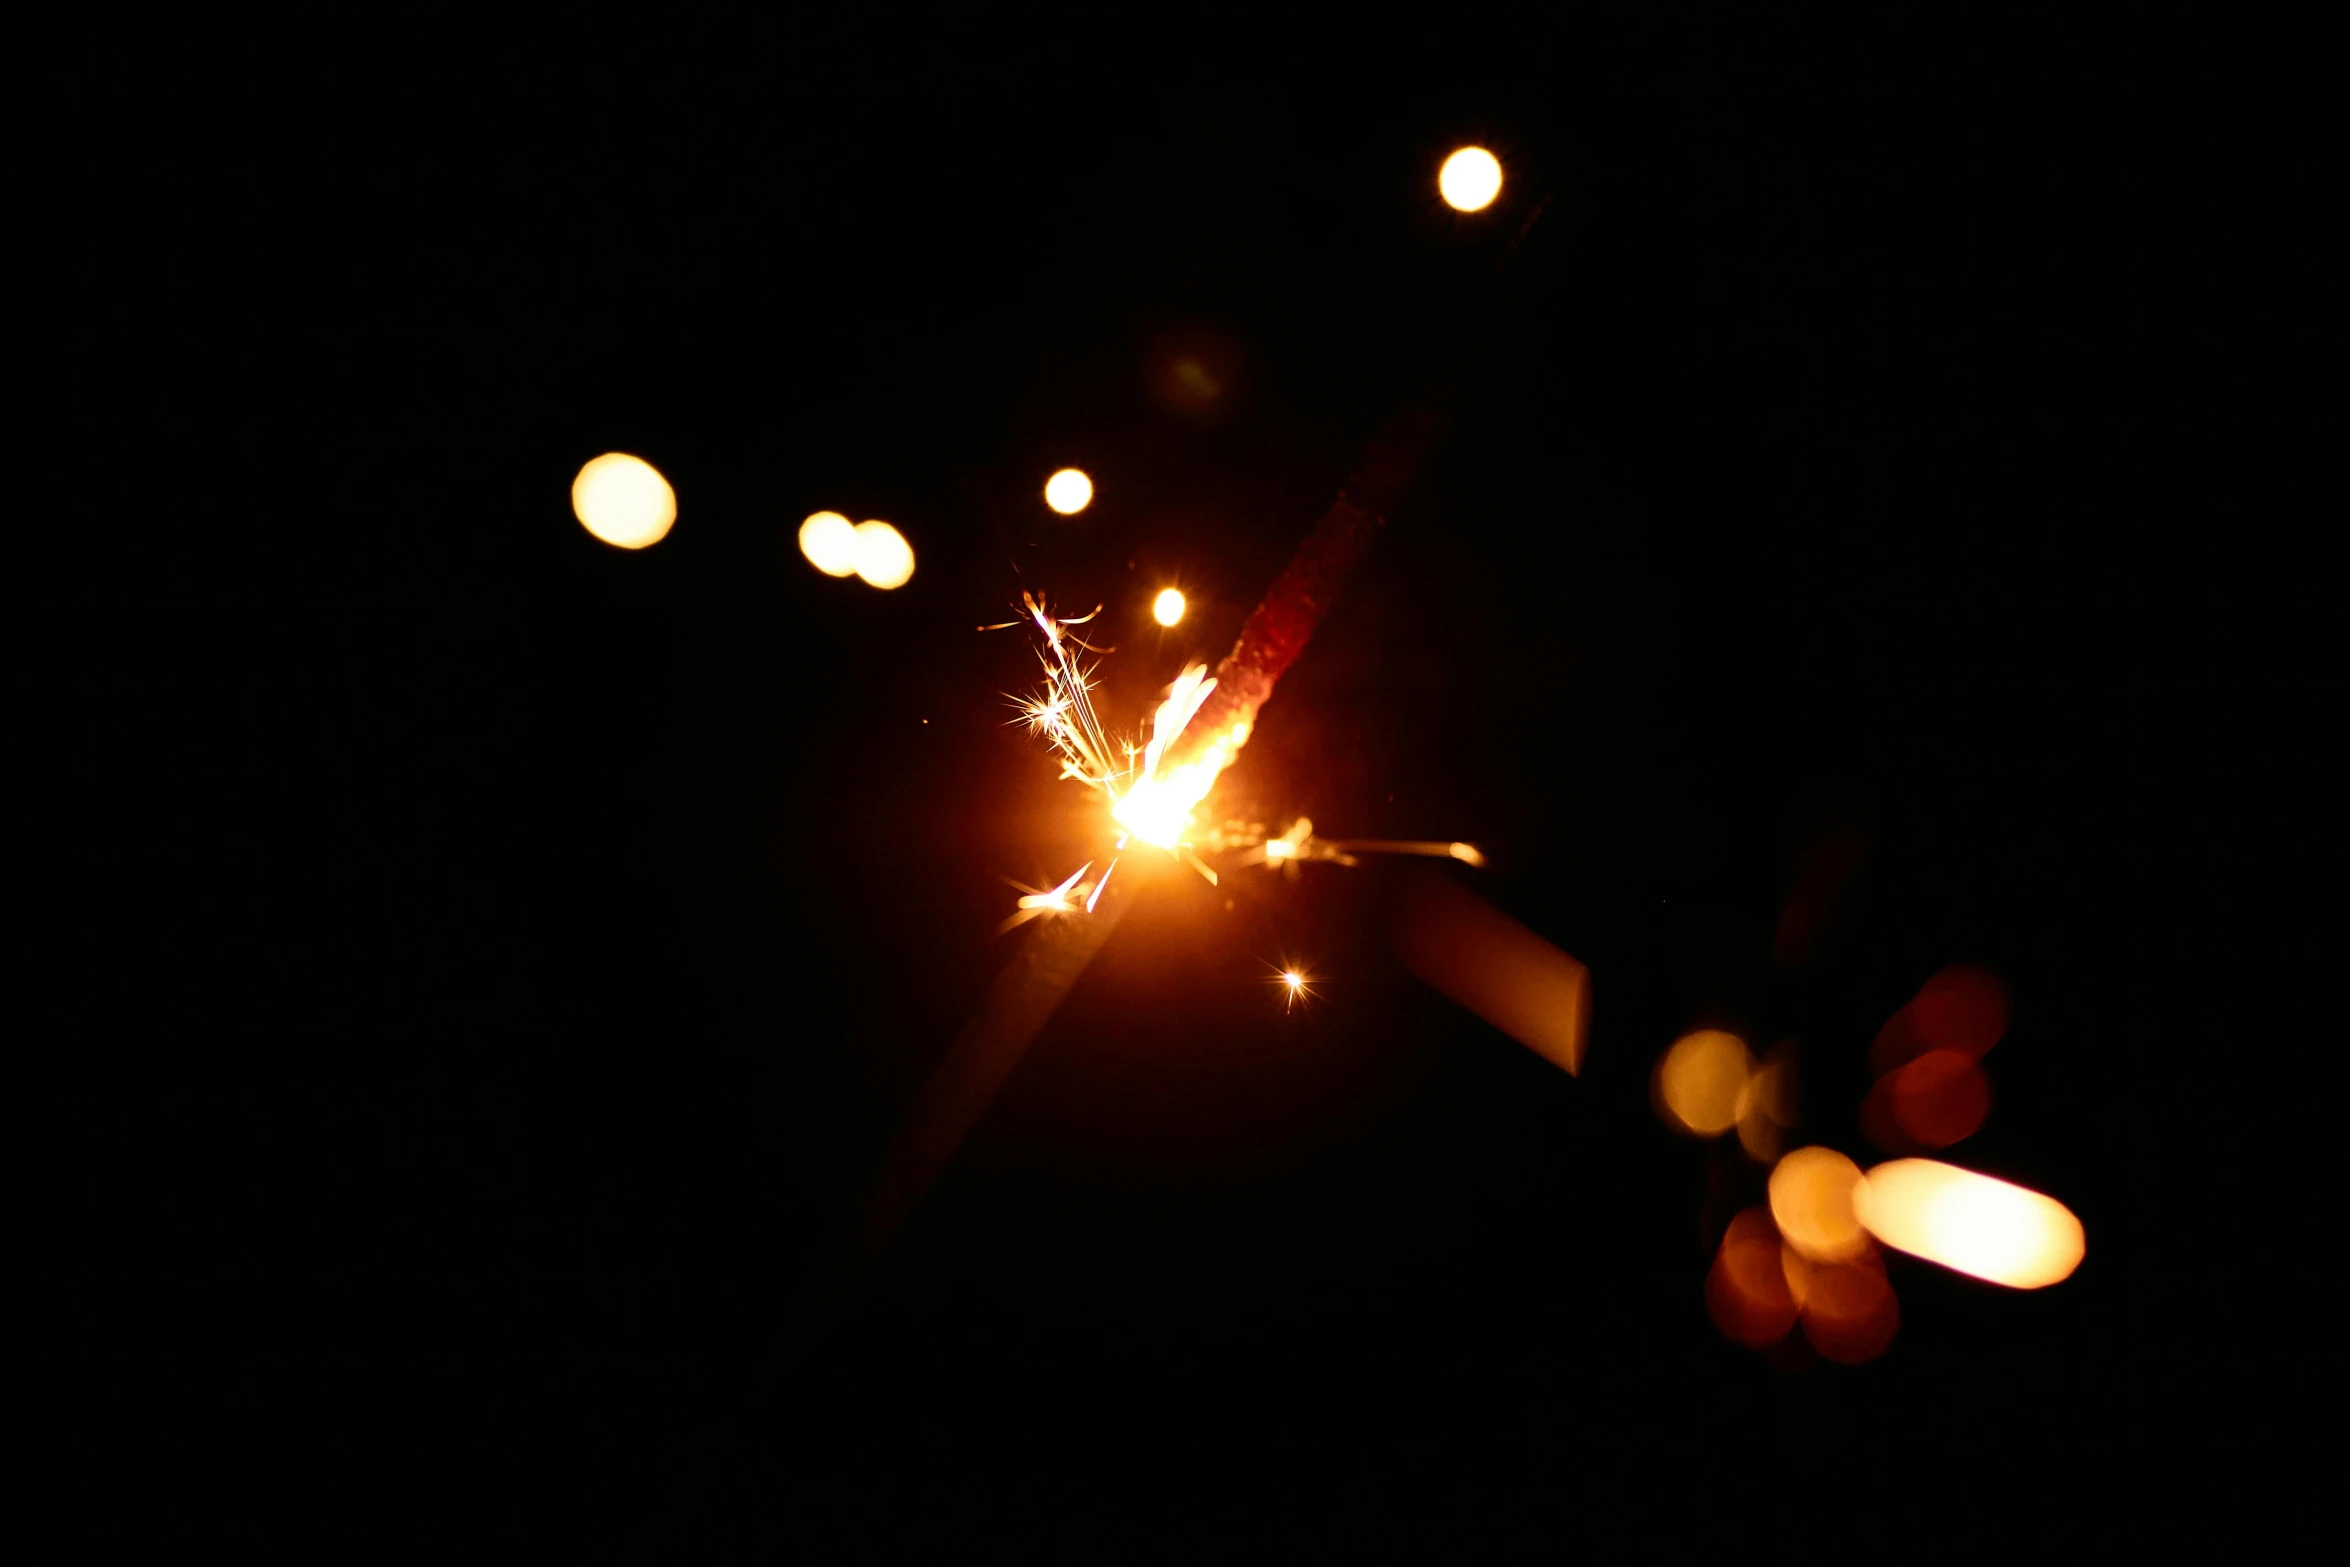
[799,511,859,577]
[1784,1249,1900,1364]
[852,521,915,589]
[1706,1207,1797,1348]
[1146,327,1244,422]
[1769,1146,1869,1262]
[1393,872,1589,1076]
[1871,964,2011,1078]
[1863,1048,1992,1151]
[1439,147,1503,212]
[1854,1159,2084,1289]
[1655,1030,1753,1136]
[1044,468,1093,515]
[1736,1041,1796,1163]
[1153,587,1186,626]
[571,452,676,549]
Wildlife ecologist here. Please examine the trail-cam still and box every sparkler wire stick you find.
[1161,402,1447,778]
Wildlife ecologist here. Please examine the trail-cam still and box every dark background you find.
[147,7,2249,1559]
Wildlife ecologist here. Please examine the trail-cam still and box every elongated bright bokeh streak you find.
[1854,1159,2084,1289]
[1395,868,1588,1076]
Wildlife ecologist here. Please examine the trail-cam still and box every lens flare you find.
[799,511,859,576]
[1044,469,1093,515]
[853,521,915,589]
[572,452,676,549]
[1853,1159,2084,1289]
[1439,147,1503,212]
[1153,587,1186,626]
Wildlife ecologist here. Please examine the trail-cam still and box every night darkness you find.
[136,9,2257,1560]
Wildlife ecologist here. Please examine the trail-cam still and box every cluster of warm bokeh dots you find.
[1654,965,2082,1365]
[795,511,915,590]
[569,451,1191,615]
[566,148,1510,590]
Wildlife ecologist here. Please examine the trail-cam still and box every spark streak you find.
[1239,817,1486,874]
[1277,966,1314,1011]
[1001,862,1093,932]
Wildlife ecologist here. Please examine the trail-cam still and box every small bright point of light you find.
[799,511,859,576]
[1448,842,1487,867]
[1439,147,1503,212]
[572,453,675,549]
[852,521,915,589]
[1274,966,1313,1010]
[1153,587,1186,626]
[1045,468,1094,515]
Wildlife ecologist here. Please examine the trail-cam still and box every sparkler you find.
[800,407,1451,1341]
[992,401,1458,916]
